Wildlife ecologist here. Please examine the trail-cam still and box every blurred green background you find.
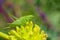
[0,0,60,40]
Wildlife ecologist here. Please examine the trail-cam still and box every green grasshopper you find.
[8,15,34,28]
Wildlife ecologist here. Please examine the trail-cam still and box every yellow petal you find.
[0,32,9,39]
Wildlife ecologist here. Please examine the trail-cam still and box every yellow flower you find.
[33,24,40,32]
[0,21,48,40]
[9,30,21,38]
[0,32,9,39]
[16,26,20,32]
[9,35,17,40]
